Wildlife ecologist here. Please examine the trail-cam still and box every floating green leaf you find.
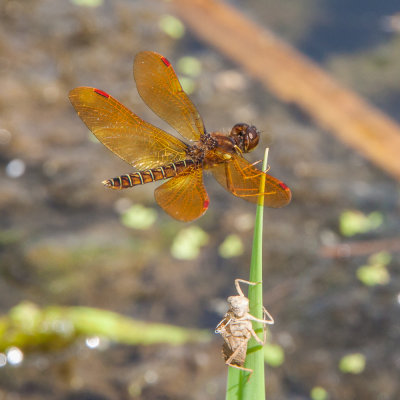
[369,251,391,266]
[339,353,366,374]
[177,56,202,77]
[339,210,383,236]
[159,15,185,39]
[357,251,391,286]
[179,77,196,95]
[120,204,157,230]
[357,264,390,286]
[219,234,244,258]
[170,226,208,260]
[263,343,285,367]
[311,386,329,400]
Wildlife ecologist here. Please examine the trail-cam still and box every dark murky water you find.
[0,0,399,399]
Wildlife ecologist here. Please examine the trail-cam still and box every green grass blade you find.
[225,149,269,400]
[0,302,210,352]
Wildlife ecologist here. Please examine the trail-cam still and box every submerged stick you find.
[170,0,400,179]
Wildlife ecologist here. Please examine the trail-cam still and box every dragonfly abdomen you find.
[103,160,195,189]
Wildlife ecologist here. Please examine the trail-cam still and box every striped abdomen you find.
[103,160,194,189]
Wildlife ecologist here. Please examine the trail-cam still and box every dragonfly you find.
[69,51,291,221]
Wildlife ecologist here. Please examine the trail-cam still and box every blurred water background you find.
[0,0,399,399]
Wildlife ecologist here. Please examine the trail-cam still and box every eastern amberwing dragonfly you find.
[69,51,291,221]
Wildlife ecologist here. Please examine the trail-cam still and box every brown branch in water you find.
[169,0,400,180]
[320,237,400,258]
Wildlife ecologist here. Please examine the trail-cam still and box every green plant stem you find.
[226,148,269,400]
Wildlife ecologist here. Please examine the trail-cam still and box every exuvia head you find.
[228,295,250,317]
[229,123,260,153]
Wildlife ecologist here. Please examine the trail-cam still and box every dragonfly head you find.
[229,123,260,153]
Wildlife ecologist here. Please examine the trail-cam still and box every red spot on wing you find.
[203,199,210,209]
[279,182,289,190]
[160,56,171,67]
[93,88,110,98]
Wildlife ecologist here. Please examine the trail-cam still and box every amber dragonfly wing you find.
[69,86,188,170]
[134,51,204,142]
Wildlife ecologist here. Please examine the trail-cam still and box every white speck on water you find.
[6,347,24,365]
[6,159,26,178]
[85,336,100,349]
